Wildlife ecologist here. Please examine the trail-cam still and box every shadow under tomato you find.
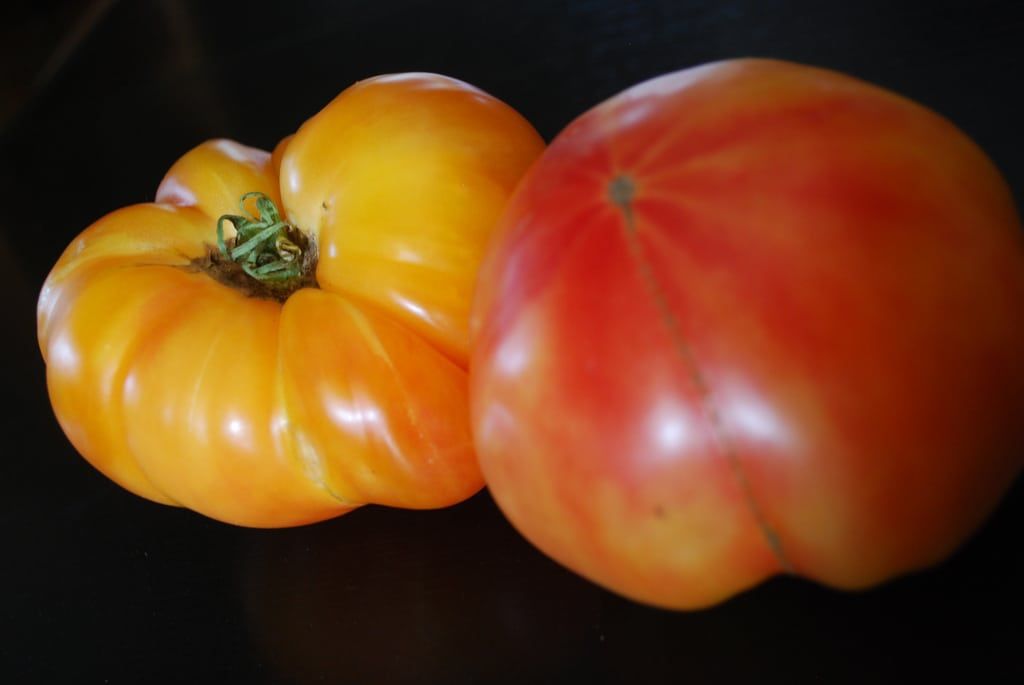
[237,491,605,684]
[236,477,1024,685]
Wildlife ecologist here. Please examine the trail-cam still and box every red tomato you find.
[470,59,1024,609]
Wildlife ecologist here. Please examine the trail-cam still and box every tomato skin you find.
[38,73,544,527]
[470,59,1024,608]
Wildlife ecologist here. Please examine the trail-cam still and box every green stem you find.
[215,193,313,286]
[196,192,318,301]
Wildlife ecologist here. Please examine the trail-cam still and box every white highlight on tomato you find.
[649,397,696,455]
[722,390,792,449]
[49,334,80,374]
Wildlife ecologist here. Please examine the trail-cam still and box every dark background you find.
[2,0,1022,682]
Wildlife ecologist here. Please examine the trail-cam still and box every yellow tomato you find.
[37,73,544,526]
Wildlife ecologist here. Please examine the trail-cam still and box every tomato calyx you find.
[195,192,318,301]
[608,174,636,211]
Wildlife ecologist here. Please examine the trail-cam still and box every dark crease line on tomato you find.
[272,311,357,510]
[347,303,446,485]
[608,173,794,575]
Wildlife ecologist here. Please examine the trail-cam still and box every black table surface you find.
[2,1,1022,682]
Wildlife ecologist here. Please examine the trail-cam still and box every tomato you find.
[470,59,1024,609]
[38,73,544,527]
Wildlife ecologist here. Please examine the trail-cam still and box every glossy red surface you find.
[472,59,1024,609]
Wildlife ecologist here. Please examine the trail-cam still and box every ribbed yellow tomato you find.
[38,73,544,526]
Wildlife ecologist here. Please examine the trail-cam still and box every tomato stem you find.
[217,193,307,279]
[196,193,318,301]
